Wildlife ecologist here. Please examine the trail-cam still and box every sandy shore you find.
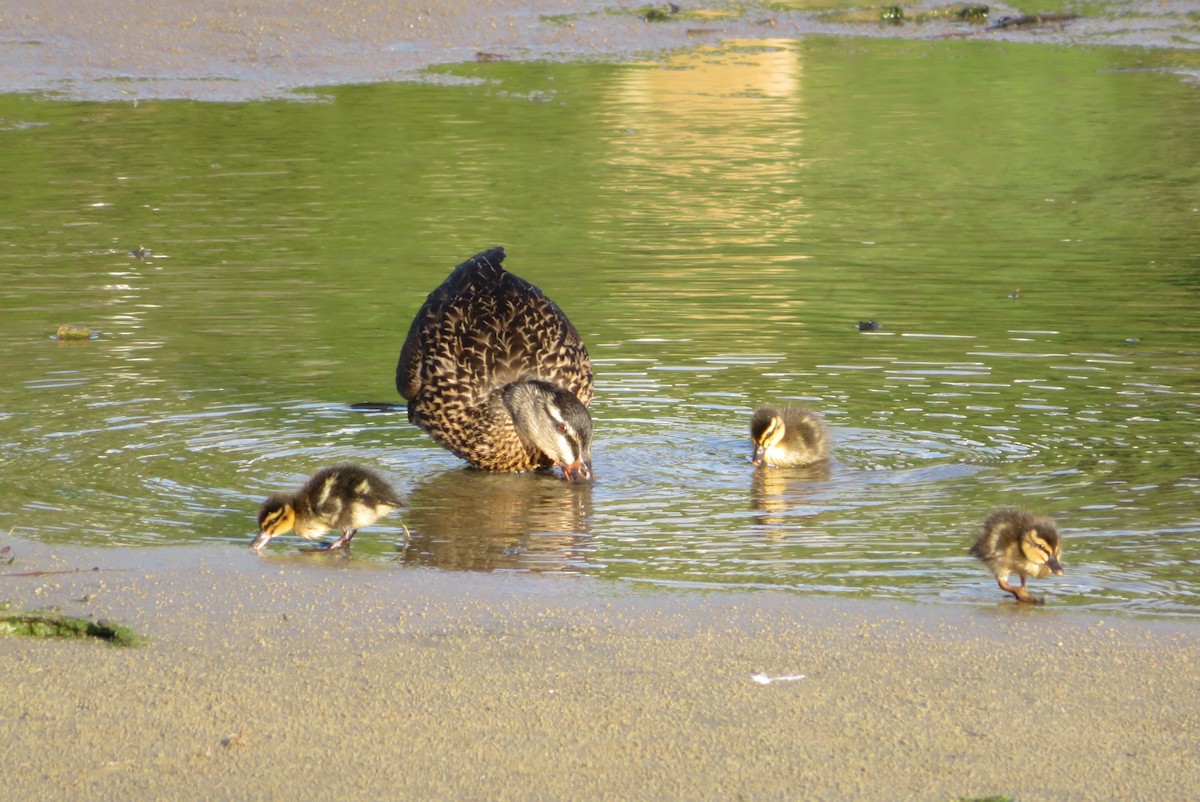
[1,0,1196,101]
[2,536,1198,801]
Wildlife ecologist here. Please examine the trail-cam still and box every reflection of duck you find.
[750,405,831,467]
[397,247,594,481]
[251,465,403,551]
[969,508,1064,604]
[400,469,592,572]
[749,460,831,531]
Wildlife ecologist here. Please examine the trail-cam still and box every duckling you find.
[750,405,831,467]
[397,247,593,481]
[969,508,1064,604]
[250,465,403,551]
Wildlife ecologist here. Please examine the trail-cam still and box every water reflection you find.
[750,462,833,531]
[604,40,810,259]
[400,470,594,572]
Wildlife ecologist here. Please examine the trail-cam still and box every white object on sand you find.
[751,672,806,685]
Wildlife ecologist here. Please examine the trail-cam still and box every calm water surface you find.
[2,37,1198,615]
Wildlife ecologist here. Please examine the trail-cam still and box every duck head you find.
[749,408,785,466]
[251,494,297,549]
[1020,524,1064,577]
[504,380,593,481]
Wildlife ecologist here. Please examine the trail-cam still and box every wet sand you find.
[2,537,1198,801]
[1,0,1196,101]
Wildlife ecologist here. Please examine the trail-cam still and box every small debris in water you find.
[751,672,806,685]
[857,320,883,332]
[988,12,1078,30]
[129,245,152,259]
[54,324,100,342]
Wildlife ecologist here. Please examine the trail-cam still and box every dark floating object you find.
[129,245,151,259]
[969,508,1064,604]
[989,12,1078,29]
[348,401,407,413]
[857,320,883,332]
[1009,288,1021,299]
[475,51,507,62]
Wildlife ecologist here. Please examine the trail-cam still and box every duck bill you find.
[249,532,272,550]
[1047,556,1064,576]
[751,445,766,466]
[561,459,592,482]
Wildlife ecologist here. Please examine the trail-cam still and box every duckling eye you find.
[557,422,569,435]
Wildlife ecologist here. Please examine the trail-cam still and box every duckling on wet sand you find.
[397,247,593,481]
[750,405,831,467]
[969,508,1064,604]
[251,465,403,551]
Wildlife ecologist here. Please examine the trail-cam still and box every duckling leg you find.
[325,529,357,551]
[997,576,1043,605]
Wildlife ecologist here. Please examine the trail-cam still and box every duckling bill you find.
[750,405,830,468]
[251,465,403,551]
[969,508,1064,604]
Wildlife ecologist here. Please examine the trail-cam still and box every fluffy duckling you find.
[251,465,403,551]
[969,508,1064,604]
[750,405,831,467]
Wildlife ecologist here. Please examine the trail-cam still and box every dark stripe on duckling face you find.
[1023,529,1064,575]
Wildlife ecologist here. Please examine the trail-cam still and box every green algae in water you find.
[0,612,144,647]
[819,3,991,24]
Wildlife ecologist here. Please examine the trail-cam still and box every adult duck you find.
[397,247,593,481]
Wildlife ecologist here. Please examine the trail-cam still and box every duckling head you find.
[1019,524,1064,577]
[504,380,593,481]
[750,408,786,466]
[251,494,297,549]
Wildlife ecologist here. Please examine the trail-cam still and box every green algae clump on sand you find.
[0,612,144,647]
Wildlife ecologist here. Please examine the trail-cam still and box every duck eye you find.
[557,422,569,435]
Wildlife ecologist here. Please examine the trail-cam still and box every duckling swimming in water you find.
[969,508,1064,604]
[251,465,403,551]
[750,405,831,467]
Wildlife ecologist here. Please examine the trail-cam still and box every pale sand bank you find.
[1,0,1194,101]
[2,537,1197,801]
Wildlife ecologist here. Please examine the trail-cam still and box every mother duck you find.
[397,247,594,481]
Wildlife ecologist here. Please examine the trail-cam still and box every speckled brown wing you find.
[396,247,593,470]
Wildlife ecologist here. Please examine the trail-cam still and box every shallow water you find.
[1,36,1198,615]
